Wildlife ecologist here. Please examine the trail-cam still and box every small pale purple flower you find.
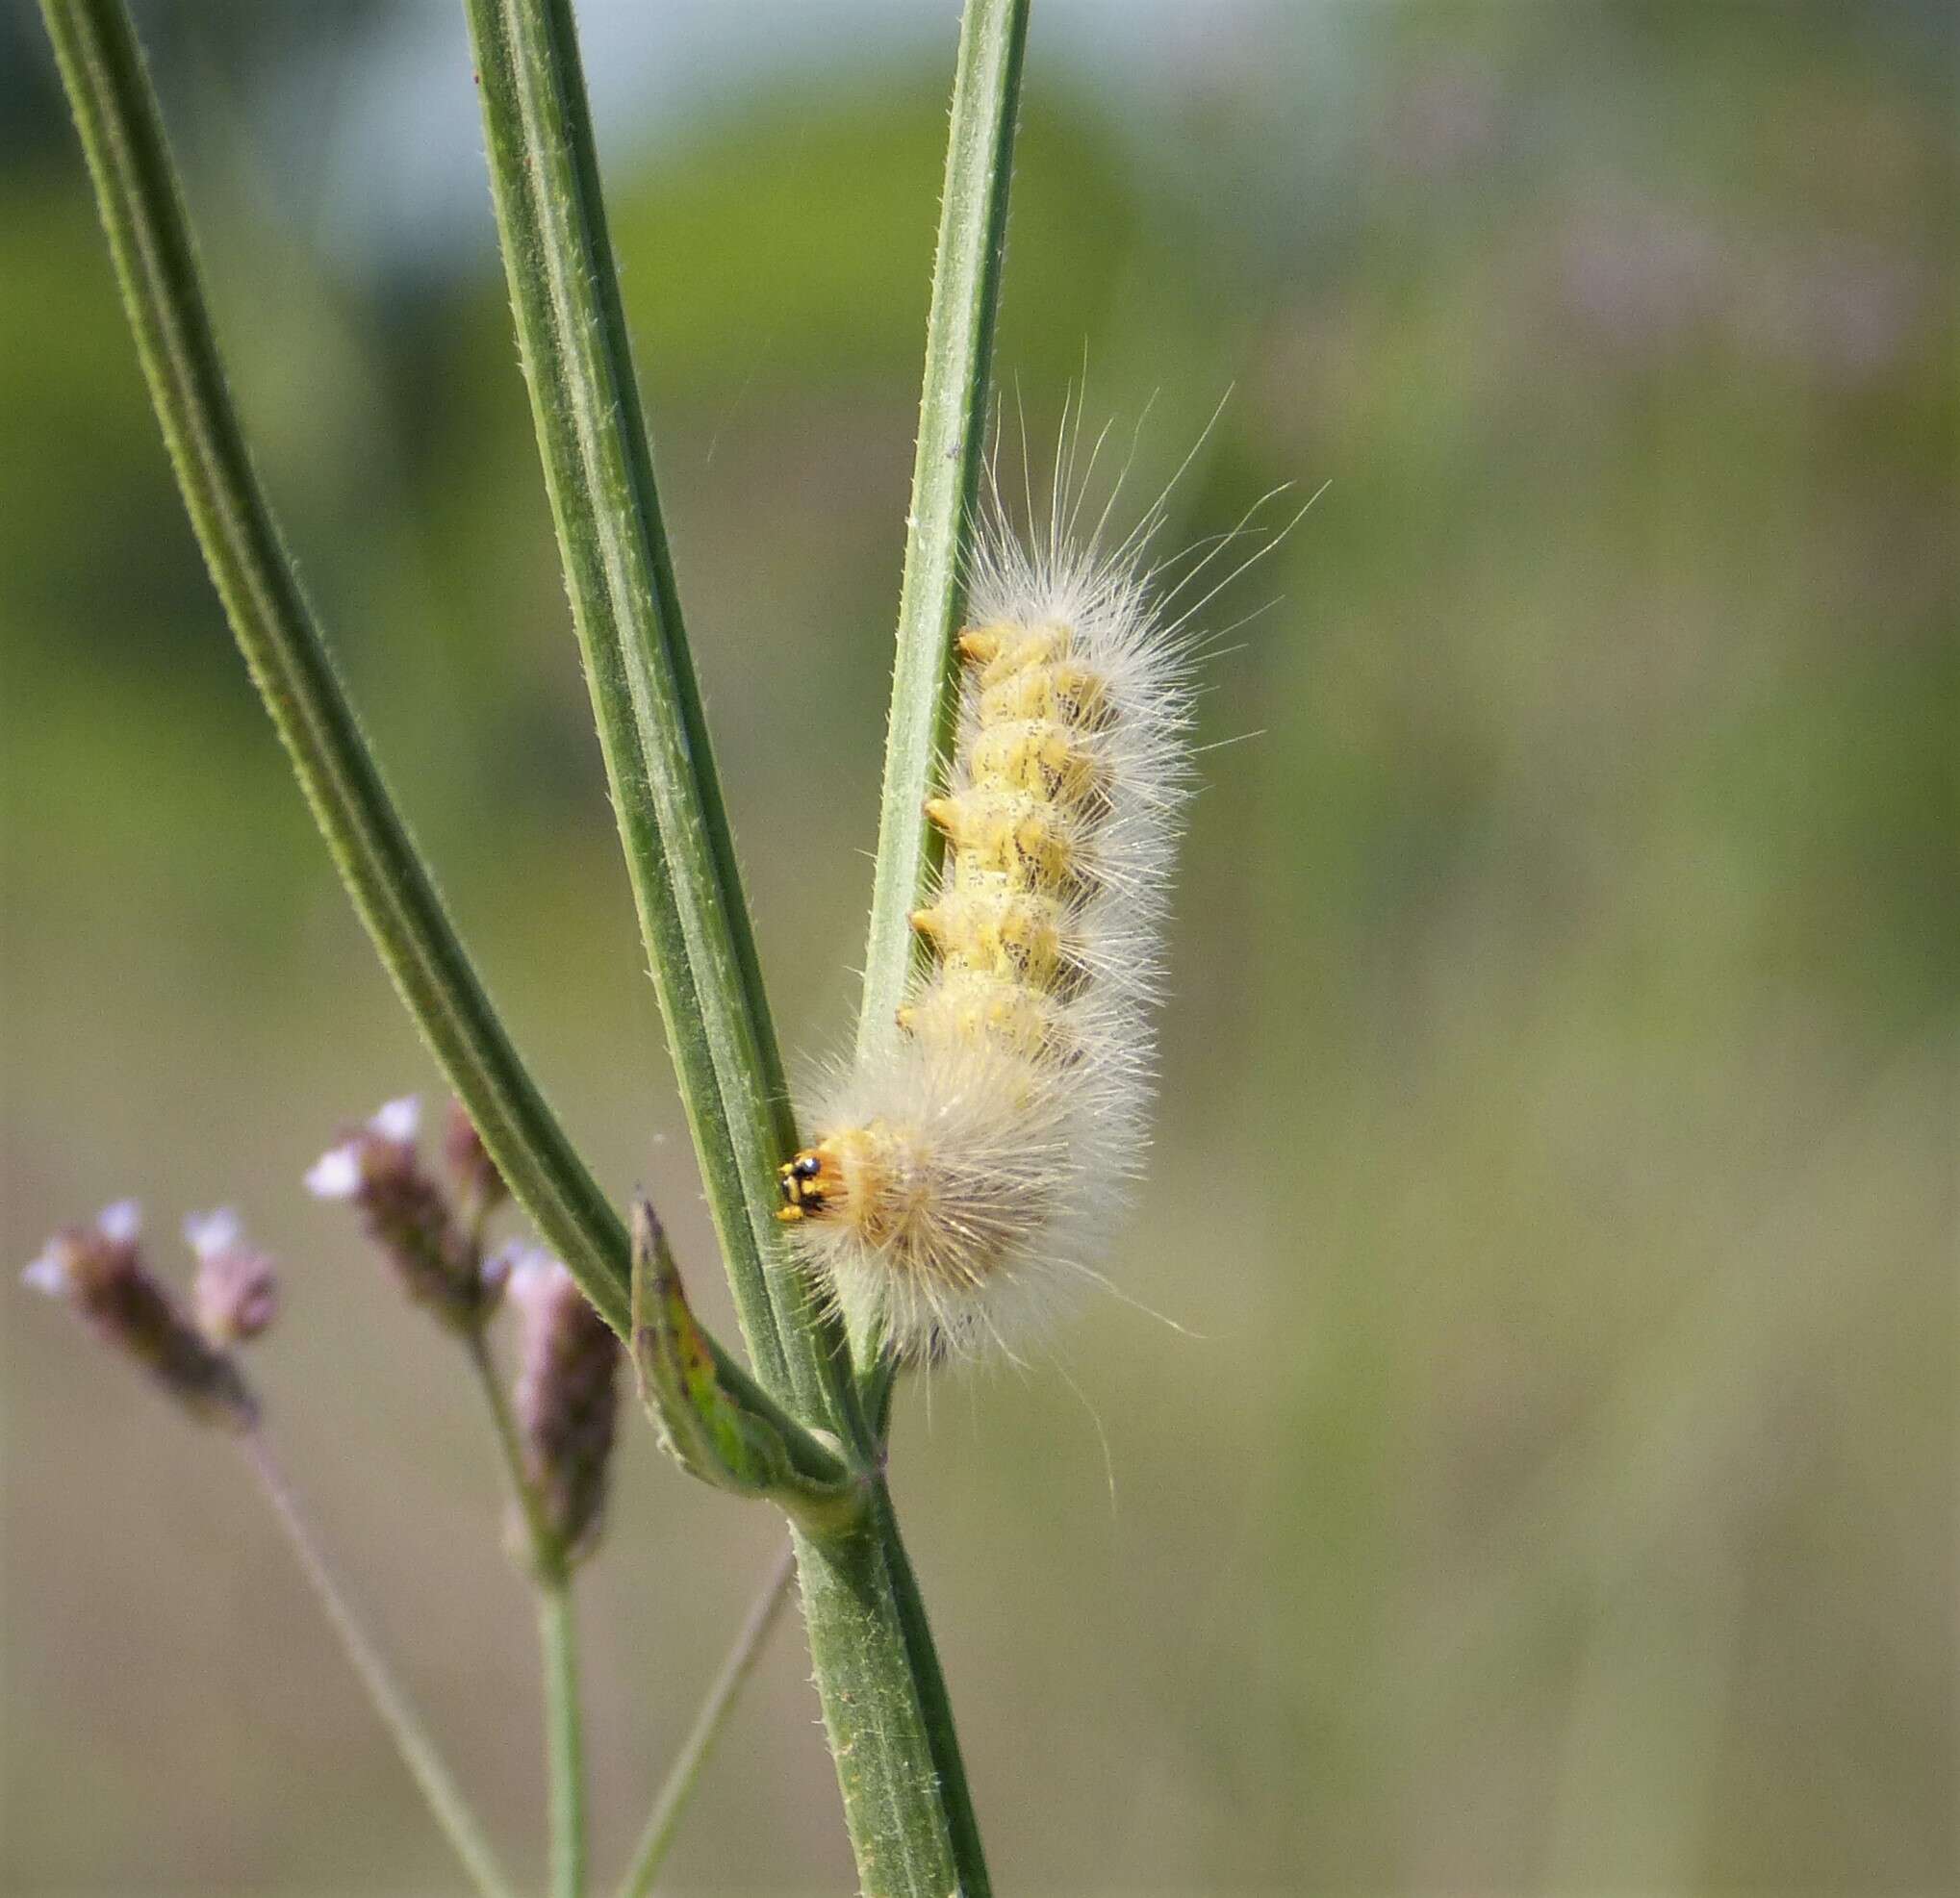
[369,1095,422,1145]
[21,1200,143,1301]
[308,1093,494,1329]
[184,1207,279,1345]
[306,1096,420,1202]
[303,1145,363,1201]
[507,1249,620,1566]
[23,1202,256,1430]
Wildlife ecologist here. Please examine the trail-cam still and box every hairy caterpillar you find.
[780,415,1284,1362]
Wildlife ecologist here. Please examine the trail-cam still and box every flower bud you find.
[184,1207,279,1344]
[307,1096,494,1329]
[443,1099,508,1219]
[23,1202,257,1430]
[507,1250,620,1566]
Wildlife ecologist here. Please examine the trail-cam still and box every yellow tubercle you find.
[957,619,1067,676]
[776,614,1118,1253]
[956,624,1008,667]
[928,788,1082,893]
[977,658,1111,732]
[967,718,1111,817]
[912,888,1078,993]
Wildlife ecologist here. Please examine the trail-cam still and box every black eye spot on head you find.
[793,1155,822,1180]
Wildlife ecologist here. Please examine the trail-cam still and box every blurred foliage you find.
[2,3,1953,1893]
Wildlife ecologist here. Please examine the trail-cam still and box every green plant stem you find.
[794,1492,993,1897]
[459,0,856,1444]
[614,1543,799,1898]
[36,0,629,1339]
[834,6,1029,1872]
[461,4,999,1888]
[241,1432,518,1898]
[851,0,1030,1383]
[539,1582,587,1898]
[462,1329,586,1896]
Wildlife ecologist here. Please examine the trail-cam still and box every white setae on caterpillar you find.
[778,415,1286,1362]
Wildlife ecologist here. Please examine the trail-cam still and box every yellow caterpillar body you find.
[778,477,1205,1359]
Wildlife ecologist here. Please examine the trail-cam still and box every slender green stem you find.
[614,1543,799,1898]
[857,0,1031,1046]
[827,6,1032,1879]
[459,0,858,1445]
[41,0,825,1477]
[464,1326,565,1577]
[240,1433,518,1898]
[462,1329,587,1895]
[36,0,630,1340]
[40,0,819,1471]
[539,1582,588,1898]
[850,0,1030,1383]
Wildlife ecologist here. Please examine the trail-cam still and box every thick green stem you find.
[614,1544,799,1898]
[850,0,1030,1382]
[797,1493,992,1897]
[539,1582,588,1898]
[36,0,630,1341]
[241,1434,518,1898]
[459,0,857,1444]
[874,1500,991,1887]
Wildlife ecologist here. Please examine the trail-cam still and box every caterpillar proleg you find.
[780,413,1286,1362]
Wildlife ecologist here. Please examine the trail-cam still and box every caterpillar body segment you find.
[779,481,1203,1360]
[898,971,1081,1067]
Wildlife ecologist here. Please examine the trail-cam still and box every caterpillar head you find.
[776,1148,831,1222]
[778,1131,907,1249]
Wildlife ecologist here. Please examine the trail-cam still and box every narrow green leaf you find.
[629,1200,859,1530]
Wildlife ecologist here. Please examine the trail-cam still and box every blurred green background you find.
[3,2,1953,1891]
